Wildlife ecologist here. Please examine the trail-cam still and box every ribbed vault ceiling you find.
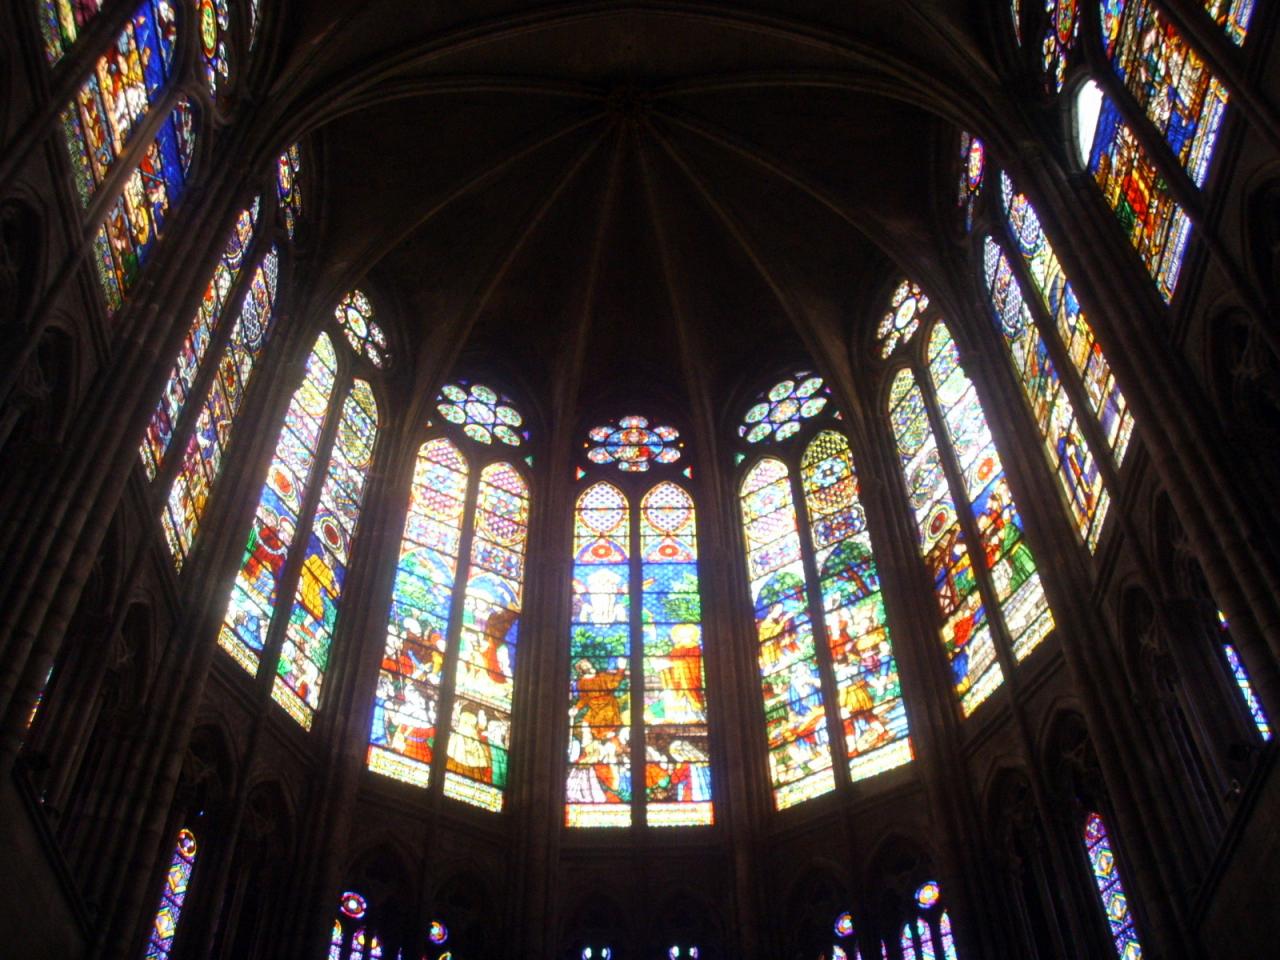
[260,2,999,430]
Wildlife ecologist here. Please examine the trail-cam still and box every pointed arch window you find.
[567,422,712,827]
[1204,0,1255,45]
[143,827,198,959]
[218,296,385,729]
[737,375,911,810]
[329,892,384,960]
[1217,613,1272,741]
[144,145,302,568]
[883,299,1056,715]
[1083,812,1145,958]
[368,382,529,813]
[981,232,1112,551]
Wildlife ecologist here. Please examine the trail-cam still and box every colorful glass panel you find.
[437,382,528,447]
[740,373,831,444]
[1218,615,1272,740]
[272,380,379,727]
[640,482,712,826]
[141,200,258,482]
[37,0,105,64]
[143,828,197,960]
[59,0,178,207]
[927,324,1055,662]
[835,913,855,938]
[959,132,985,231]
[1077,81,1192,302]
[916,881,941,908]
[802,431,911,779]
[198,0,232,96]
[1083,812,1144,958]
[444,463,529,811]
[567,483,633,826]
[1102,0,1229,189]
[277,144,303,239]
[369,438,468,787]
[334,290,389,369]
[739,459,836,808]
[1012,0,1024,43]
[889,369,1003,714]
[217,334,337,677]
[1000,175,1134,467]
[1203,0,1255,45]
[329,921,344,960]
[940,912,958,960]
[877,281,928,358]
[587,416,680,471]
[161,247,279,567]
[983,237,1111,549]
[1041,1,1079,92]
[92,97,195,314]
[916,919,937,960]
[340,892,367,919]
[901,926,918,960]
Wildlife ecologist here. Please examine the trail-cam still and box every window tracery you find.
[567,423,712,827]
[738,375,911,808]
[369,384,529,812]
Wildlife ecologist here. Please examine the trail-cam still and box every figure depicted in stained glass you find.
[958,132,985,230]
[277,144,304,238]
[587,416,681,471]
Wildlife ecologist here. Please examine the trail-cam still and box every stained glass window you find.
[587,416,681,471]
[277,144,303,239]
[740,458,835,808]
[958,132,985,231]
[1042,1,1080,92]
[1218,614,1272,741]
[802,431,911,779]
[90,96,195,314]
[1075,79,1192,302]
[983,237,1111,549]
[739,373,832,444]
[904,881,960,960]
[159,245,279,566]
[58,1,178,209]
[640,482,712,825]
[369,438,467,789]
[272,380,380,729]
[443,463,529,810]
[1000,175,1134,467]
[1102,0,1229,189]
[143,827,197,960]
[37,0,106,64]
[890,367,1003,715]
[437,381,529,447]
[1203,0,1255,45]
[198,0,232,96]
[565,467,711,827]
[141,200,259,482]
[334,291,390,368]
[1083,812,1144,958]
[567,482,634,826]
[370,398,531,813]
[330,892,385,960]
[878,281,929,359]
[1012,1,1024,43]
[217,327,381,729]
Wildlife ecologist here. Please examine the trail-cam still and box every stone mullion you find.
[944,283,1206,949]
[848,377,1005,960]
[79,306,315,957]
[281,409,416,960]
[1155,0,1280,153]
[1017,149,1280,722]
[943,261,1201,955]
[0,152,261,767]
[0,0,140,197]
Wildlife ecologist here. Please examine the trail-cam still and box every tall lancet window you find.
[217,292,387,729]
[736,374,911,811]
[978,166,1130,553]
[144,145,303,568]
[1083,812,1145,958]
[142,827,199,959]
[566,417,712,827]
[883,285,1055,715]
[368,382,531,813]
